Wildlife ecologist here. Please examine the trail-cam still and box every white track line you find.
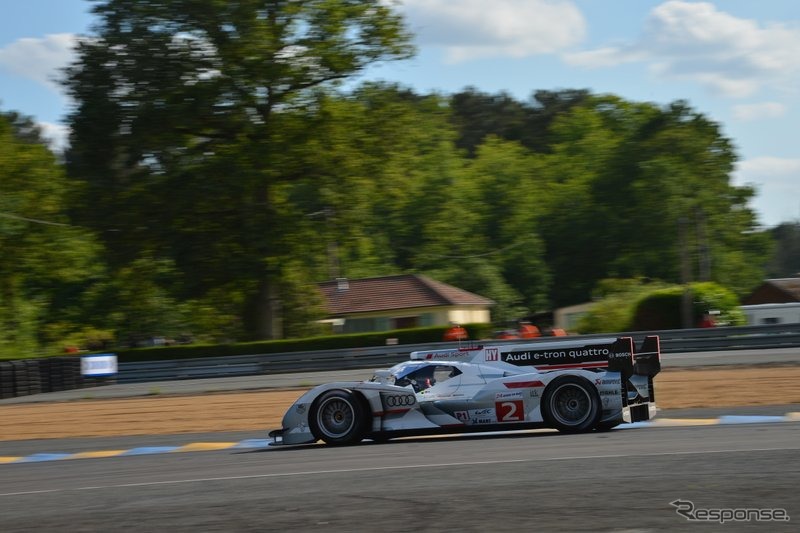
[1,446,797,498]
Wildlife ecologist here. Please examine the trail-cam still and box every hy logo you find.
[485,348,499,362]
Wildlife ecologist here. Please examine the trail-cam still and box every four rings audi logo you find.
[384,394,416,407]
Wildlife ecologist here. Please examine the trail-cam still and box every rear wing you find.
[607,336,661,381]
[411,336,661,378]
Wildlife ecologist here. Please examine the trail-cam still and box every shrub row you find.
[110,323,496,363]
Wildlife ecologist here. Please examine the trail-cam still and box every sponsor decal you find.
[495,400,525,422]
[501,344,615,366]
[470,408,493,416]
[454,411,469,422]
[485,347,500,362]
[495,391,524,400]
[81,354,118,377]
[473,418,493,424]
[425,350,469,360]
[530,390,539,398]
[595,378,621,386]
[382,394,416,408]
[598,389,619,396]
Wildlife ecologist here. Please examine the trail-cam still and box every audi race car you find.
[269,335,661,446]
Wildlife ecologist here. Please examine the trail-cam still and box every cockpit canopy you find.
[373,361,463,393]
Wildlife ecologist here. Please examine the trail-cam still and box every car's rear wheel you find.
[542,376,601,433]
[309,390,368,445]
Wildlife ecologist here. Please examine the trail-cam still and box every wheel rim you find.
[316,396,356,439]
[549,384,592,427]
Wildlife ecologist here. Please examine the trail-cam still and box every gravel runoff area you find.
[1,365,799,441]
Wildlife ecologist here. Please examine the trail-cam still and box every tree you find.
[767,222,800,277]
[538,96,770,306]
[63,0,414,339]
[0,112,101,356]
[449,88,589,156]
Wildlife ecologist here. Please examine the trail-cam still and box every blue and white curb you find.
[0,439,271,464]
[618,412,800,429]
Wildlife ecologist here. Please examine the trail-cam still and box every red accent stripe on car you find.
[504,380,545,388]
[535,361,608,371]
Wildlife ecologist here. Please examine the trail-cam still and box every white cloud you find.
[399,0,585,63]
[564,1,800,98]
[737,157,800,179]
[732,102,787,121]
[38,121,70,153]
[0,33,77,93]
[735,157,800,225]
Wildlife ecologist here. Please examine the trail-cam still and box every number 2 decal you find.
[495,400,524,422]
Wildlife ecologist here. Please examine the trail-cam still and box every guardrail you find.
[115,323,800,384]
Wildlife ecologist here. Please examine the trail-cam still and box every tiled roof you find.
[743,277,800,305]
[318,274,495,315]
[765,278,800,300]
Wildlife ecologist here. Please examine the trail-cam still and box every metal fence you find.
[116,323,800,383]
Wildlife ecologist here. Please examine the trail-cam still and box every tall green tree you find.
[539,96,769,305]
[63,0,414,339]
[449,88,589,156]
[767,222,800,278]
[0,112,101,356]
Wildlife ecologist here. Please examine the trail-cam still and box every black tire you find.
[542,376,602,433]
[309,390,368,445]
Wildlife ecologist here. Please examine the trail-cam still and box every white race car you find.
[269,336,661,446]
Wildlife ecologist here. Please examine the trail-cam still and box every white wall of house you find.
[741,303,800,325]
[447,308,491,325]
[554,302,594,331]
[327,305,491,333]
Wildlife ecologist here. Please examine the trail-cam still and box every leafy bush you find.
[630,282,744,330]
[576,278,669,333]
[577,279,744,333]
[104,323,494,363]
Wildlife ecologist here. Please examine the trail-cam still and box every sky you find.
[1,0,798,227]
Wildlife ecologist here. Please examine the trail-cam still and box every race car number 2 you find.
[495,400,524,422]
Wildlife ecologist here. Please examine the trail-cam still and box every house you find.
[553,302,594,332]
[742,277,800,305]
[317,274,494,334]
[741,278,800,325]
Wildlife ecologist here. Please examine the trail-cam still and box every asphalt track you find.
[1,411,799,532]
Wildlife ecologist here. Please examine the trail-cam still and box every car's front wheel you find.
[309,390,368,445]
[542,376,601,433]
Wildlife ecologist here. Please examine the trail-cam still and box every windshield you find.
[391,362,462,393]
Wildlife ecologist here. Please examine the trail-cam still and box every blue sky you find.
[1,0,798,227]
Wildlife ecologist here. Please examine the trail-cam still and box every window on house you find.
[393,316,419,329]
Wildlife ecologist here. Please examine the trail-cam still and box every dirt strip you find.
[1,366,799,442]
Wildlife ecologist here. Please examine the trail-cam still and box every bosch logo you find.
[384,394,415,407]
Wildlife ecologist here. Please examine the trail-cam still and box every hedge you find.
[103,323,496,363]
